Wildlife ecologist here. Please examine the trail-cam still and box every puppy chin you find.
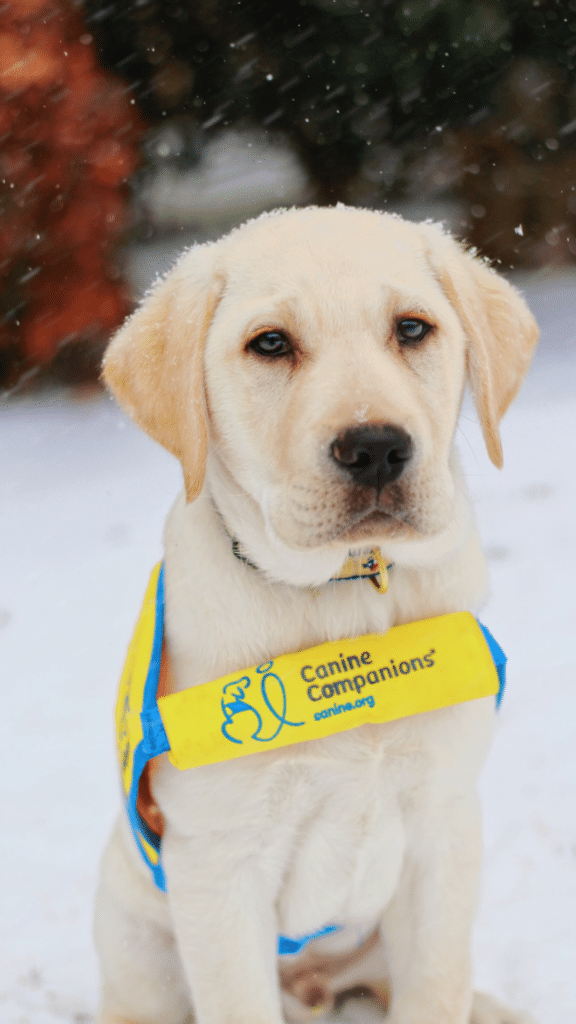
[258,486,474,586]
[207,450,473,588]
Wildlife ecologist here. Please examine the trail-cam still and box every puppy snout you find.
[330,424,413,489]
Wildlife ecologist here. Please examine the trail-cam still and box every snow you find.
[1,268,575,1024]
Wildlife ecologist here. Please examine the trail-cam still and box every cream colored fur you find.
[96,206,539,1024]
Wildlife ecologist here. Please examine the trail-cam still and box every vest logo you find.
[219,646,437,744]
[221,662,305,745]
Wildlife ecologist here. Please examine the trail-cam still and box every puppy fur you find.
[96,206,539,1024]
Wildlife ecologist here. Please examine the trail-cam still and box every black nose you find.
[331,424,413,489]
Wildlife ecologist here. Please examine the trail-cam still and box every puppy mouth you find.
[291,477,416,548]
[334,504,416,544]
[269,476,425,550]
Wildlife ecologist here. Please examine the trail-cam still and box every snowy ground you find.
[1,266,575,1024]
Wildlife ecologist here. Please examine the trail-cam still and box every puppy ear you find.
[421,225,539,467]
[103,243,224,501]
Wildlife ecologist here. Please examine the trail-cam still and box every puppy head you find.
[103,207,538,573]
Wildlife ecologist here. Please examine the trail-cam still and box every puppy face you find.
[203,213,469,551]
[103,207,538,567]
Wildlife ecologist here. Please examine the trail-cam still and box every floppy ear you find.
[102,243,224,501]
[420,224,539,468]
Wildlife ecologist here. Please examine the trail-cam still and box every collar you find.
[231,539,392,593]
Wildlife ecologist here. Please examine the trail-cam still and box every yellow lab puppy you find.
[96,207,538,1024]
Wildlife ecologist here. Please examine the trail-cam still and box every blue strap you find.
[278,924,340,955]
[140,564,171,756]
[125,565,170,890]
[477,620,507,708]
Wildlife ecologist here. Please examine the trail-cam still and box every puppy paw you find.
[470,990,537,1024]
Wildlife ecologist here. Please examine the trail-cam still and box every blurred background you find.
[1,0,576,391]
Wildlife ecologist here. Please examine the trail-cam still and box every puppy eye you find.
[248,331,292,357]
[396,318,433,344]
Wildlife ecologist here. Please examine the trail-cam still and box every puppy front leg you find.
[381,793,482,1024]
[162,827,285,1024]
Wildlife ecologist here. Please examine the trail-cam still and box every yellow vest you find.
[116,563,505,901]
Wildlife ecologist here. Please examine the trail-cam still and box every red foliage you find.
[0,0,142,384]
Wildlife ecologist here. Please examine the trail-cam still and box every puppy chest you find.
[156,732,416,934]
[274,760,406,936]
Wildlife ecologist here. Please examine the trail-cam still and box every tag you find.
[335,548,389,591]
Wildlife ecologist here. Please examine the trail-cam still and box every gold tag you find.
[334,548,389,591]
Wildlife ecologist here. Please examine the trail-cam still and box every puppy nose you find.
[331,424,413,488]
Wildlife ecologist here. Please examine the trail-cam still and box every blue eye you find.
[248,331,291,357]
[397,318,433,344]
